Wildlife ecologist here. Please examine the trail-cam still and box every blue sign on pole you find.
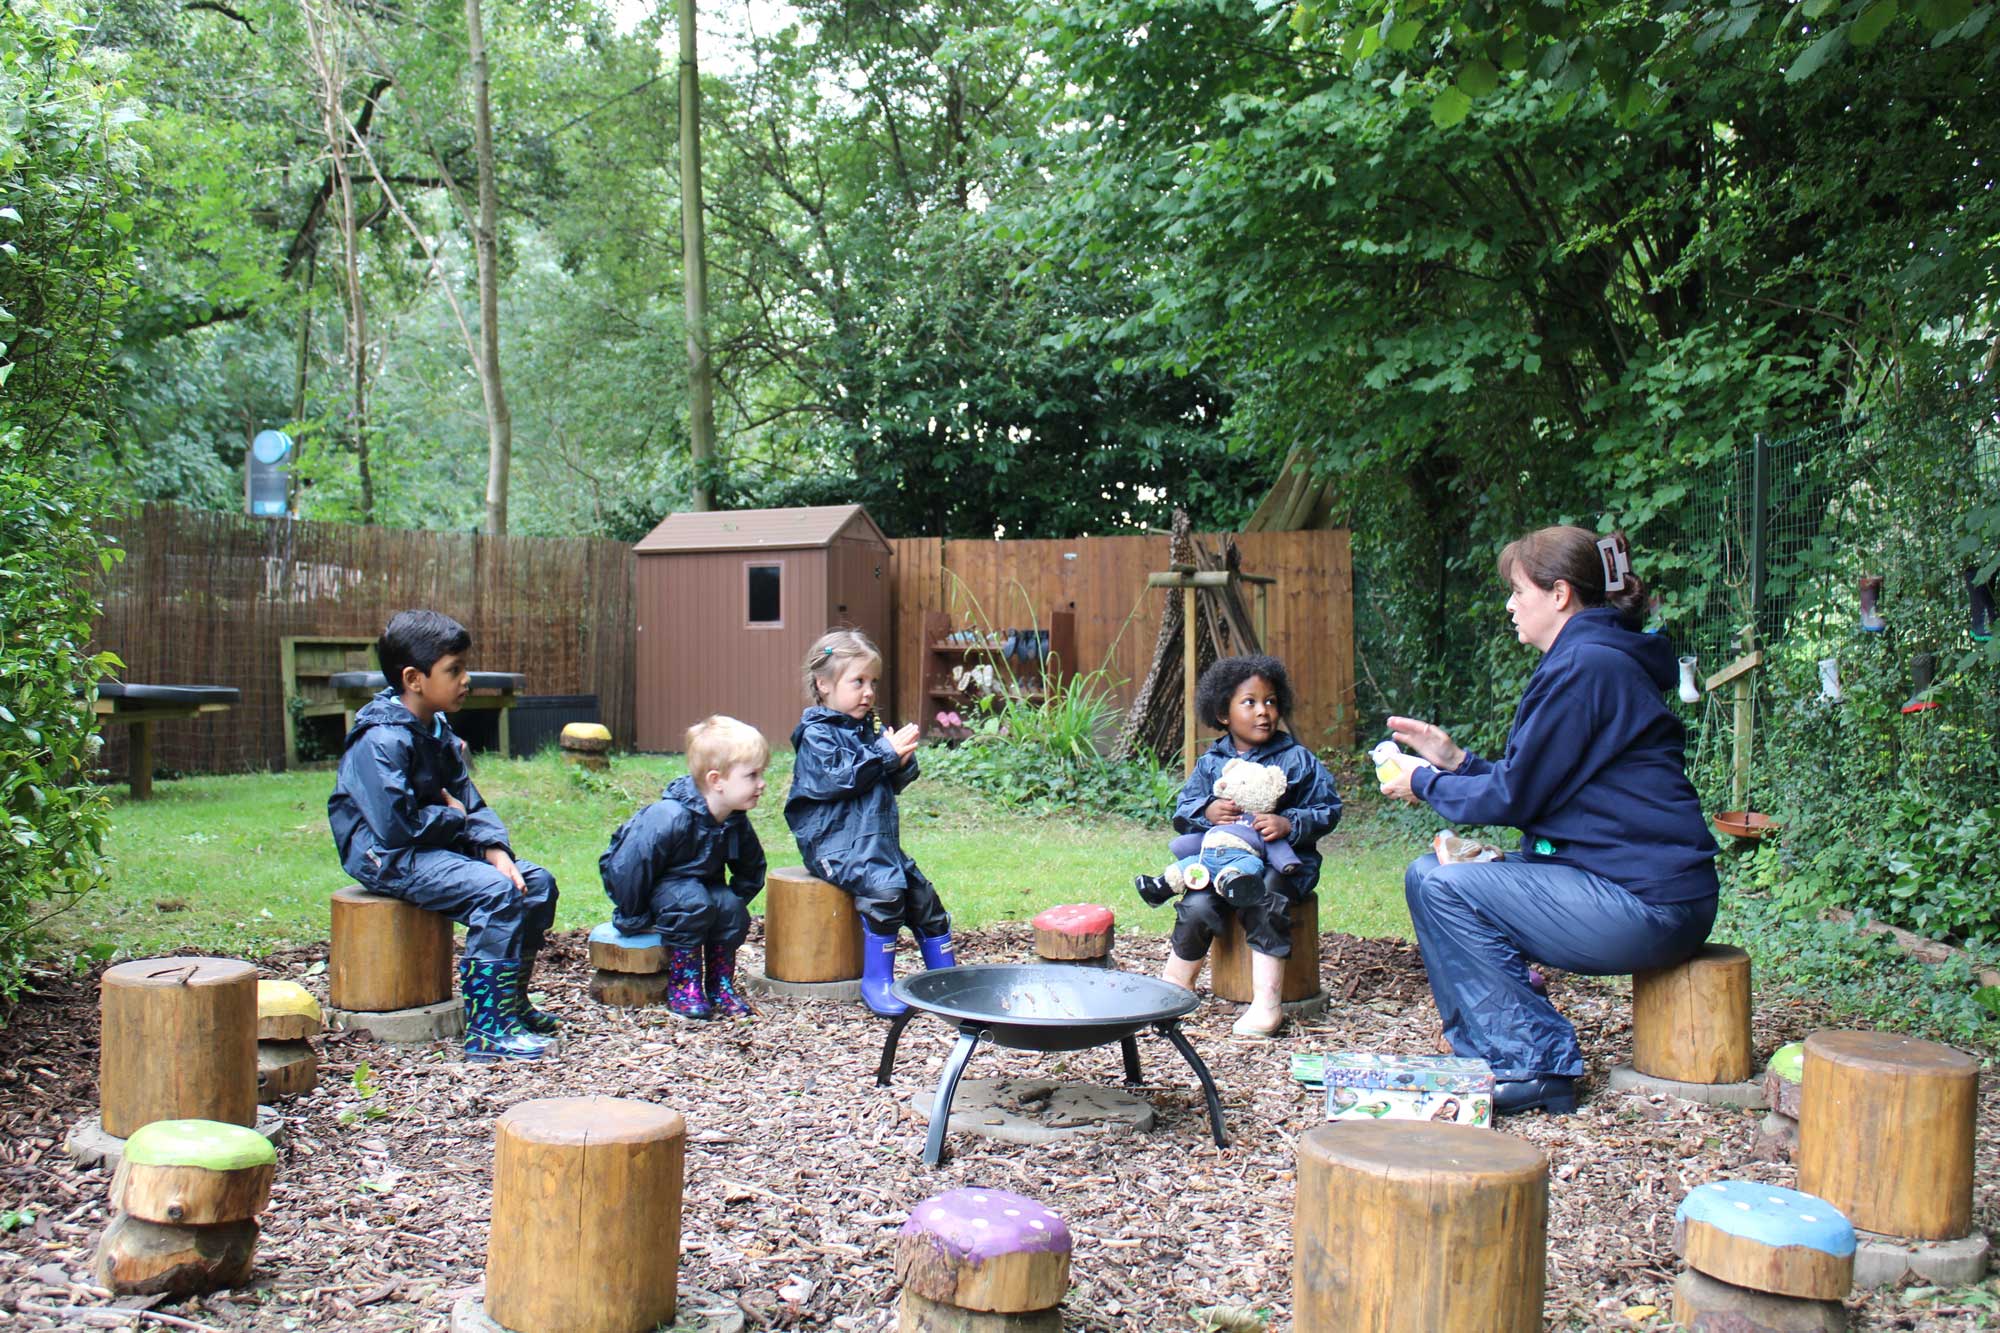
[247,429,292,517]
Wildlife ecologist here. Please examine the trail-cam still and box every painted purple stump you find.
[896,1189,1071,1330]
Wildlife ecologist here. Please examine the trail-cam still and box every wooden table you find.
[329,671,526,757]
[95,682,240,799]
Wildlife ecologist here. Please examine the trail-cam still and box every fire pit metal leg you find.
[1120,1035,1143,1086]
[922,1025,984,1167]
[1156,1020,1227,1147]
[875,1008,918,1087]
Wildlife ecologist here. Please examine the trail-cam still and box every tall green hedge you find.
[0,0,140,997]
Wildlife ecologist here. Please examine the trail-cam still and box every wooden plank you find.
[1704,650,1763,693]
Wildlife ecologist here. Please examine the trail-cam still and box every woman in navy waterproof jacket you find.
[1380,526,1719,1117]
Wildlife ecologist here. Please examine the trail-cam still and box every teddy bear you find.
[1133,757,1302,908]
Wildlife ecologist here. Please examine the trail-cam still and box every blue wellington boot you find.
[509,953,561,1036]
[461,958,551,1063]
[860,927,909,1017]
[917,931,958,970]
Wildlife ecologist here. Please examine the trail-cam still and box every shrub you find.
[0,0,140,997]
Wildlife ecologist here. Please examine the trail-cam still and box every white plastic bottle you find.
[1369,741,1435,786]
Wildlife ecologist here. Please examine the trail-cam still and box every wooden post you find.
[131,719,154,801]
[100,958,259,1139]
[1182,581,1198,777]
[329,887,454,1012]
[1631,944,1754,1084]
[763,866,863,984]
[486,1097,685,1333]
[1211,893,1320,1004]
[896,1188,1070,1333]
[1733,625,1755,811]
[1295,1121,1547,1332]
[1798,1030,1979,1240]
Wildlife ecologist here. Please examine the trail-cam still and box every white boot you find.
[1819,657,1844,703]
[1232,953,1286,1037]
[1677,655,1700,704]
[1162,953,1202,991]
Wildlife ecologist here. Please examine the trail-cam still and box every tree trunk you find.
[678,0,715,510]
[466,0,513,535]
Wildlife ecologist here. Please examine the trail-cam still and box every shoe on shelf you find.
[1493,1076,1577,1116]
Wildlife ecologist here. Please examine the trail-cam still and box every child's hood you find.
[344,688,431,751]
[789,706,875,748]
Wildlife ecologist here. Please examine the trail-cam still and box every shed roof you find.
[633,504,889,554]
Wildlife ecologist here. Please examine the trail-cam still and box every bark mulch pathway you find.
[2,924,1995,1331]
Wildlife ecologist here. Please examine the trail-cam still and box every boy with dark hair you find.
[328,610,561,1062]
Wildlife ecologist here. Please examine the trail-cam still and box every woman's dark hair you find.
[1196,654,1294,729]
[378,610,472,685]
[1497,525,1649,629]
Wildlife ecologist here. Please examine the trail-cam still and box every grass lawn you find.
[55,750,1423,962]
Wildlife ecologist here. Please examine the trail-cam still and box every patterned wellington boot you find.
[917,931,957,970]
[460,958,550,1063]
[704,941,755,1019]
[510,954,561,1037]
[664,946,713,1021]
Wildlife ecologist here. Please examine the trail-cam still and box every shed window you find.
[747,563,782,625]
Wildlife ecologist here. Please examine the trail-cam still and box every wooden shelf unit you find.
[917,610,1075,739]
[280,635,377,769]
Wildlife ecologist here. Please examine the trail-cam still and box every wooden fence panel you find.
[93,504,637,776]
[886,529,1354,754]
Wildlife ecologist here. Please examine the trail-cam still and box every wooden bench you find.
[94,682,239,799]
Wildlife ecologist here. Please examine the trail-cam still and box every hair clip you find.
[818,645,835,660]
[1597,534,1631,591]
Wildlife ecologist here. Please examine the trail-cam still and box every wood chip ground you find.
[2,925,1994,1330]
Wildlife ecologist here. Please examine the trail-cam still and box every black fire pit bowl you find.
[874,963,1225,1165]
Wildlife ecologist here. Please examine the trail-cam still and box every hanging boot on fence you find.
[918,931,958,970]
[509,953,561,1036]
[1819,658,1844,703]
[704,940,754,1019]
[461,959,550,1063]
[1858,575,1887,633]
[1900,653,1941,714]
[664,946,713,1020]
[1676,656,1700,704]
[860,927,908,1017]
[1967,566,1995,644]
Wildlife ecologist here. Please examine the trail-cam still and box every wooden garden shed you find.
[633,504,893,751]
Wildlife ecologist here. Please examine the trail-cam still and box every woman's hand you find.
[1250,812,1292,842]
[1204,797,1242,824]
[1387,715,1466,772]
[1378,766,1420,806]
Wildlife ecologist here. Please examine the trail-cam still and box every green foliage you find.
[925,671,1185,821]
[0,0,137,998]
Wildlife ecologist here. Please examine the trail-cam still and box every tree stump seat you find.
[762,866,863,985]
[1212,892,1320,1007]
[1031,904,1114,964]
[588,923,672,1008]
[1632,943,1754,1085]
[483,1096,686,1333]
[1799,1030,1980,1241]
[95,1119,275,1297]
[1294,1120,1547,1332]
[561,722,612,770]
[255,980,321,1102]
[100,957,259,1140]
[329,886,454,1012]
[896,1188,1071,1332]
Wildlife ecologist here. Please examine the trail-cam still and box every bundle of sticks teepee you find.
[1113,509,1266,764]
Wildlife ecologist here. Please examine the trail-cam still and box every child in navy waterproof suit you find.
[1158,654,1342,1037]
[600,715,769,1021]
[328,610,560,1062]
[784,628,955,1017]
